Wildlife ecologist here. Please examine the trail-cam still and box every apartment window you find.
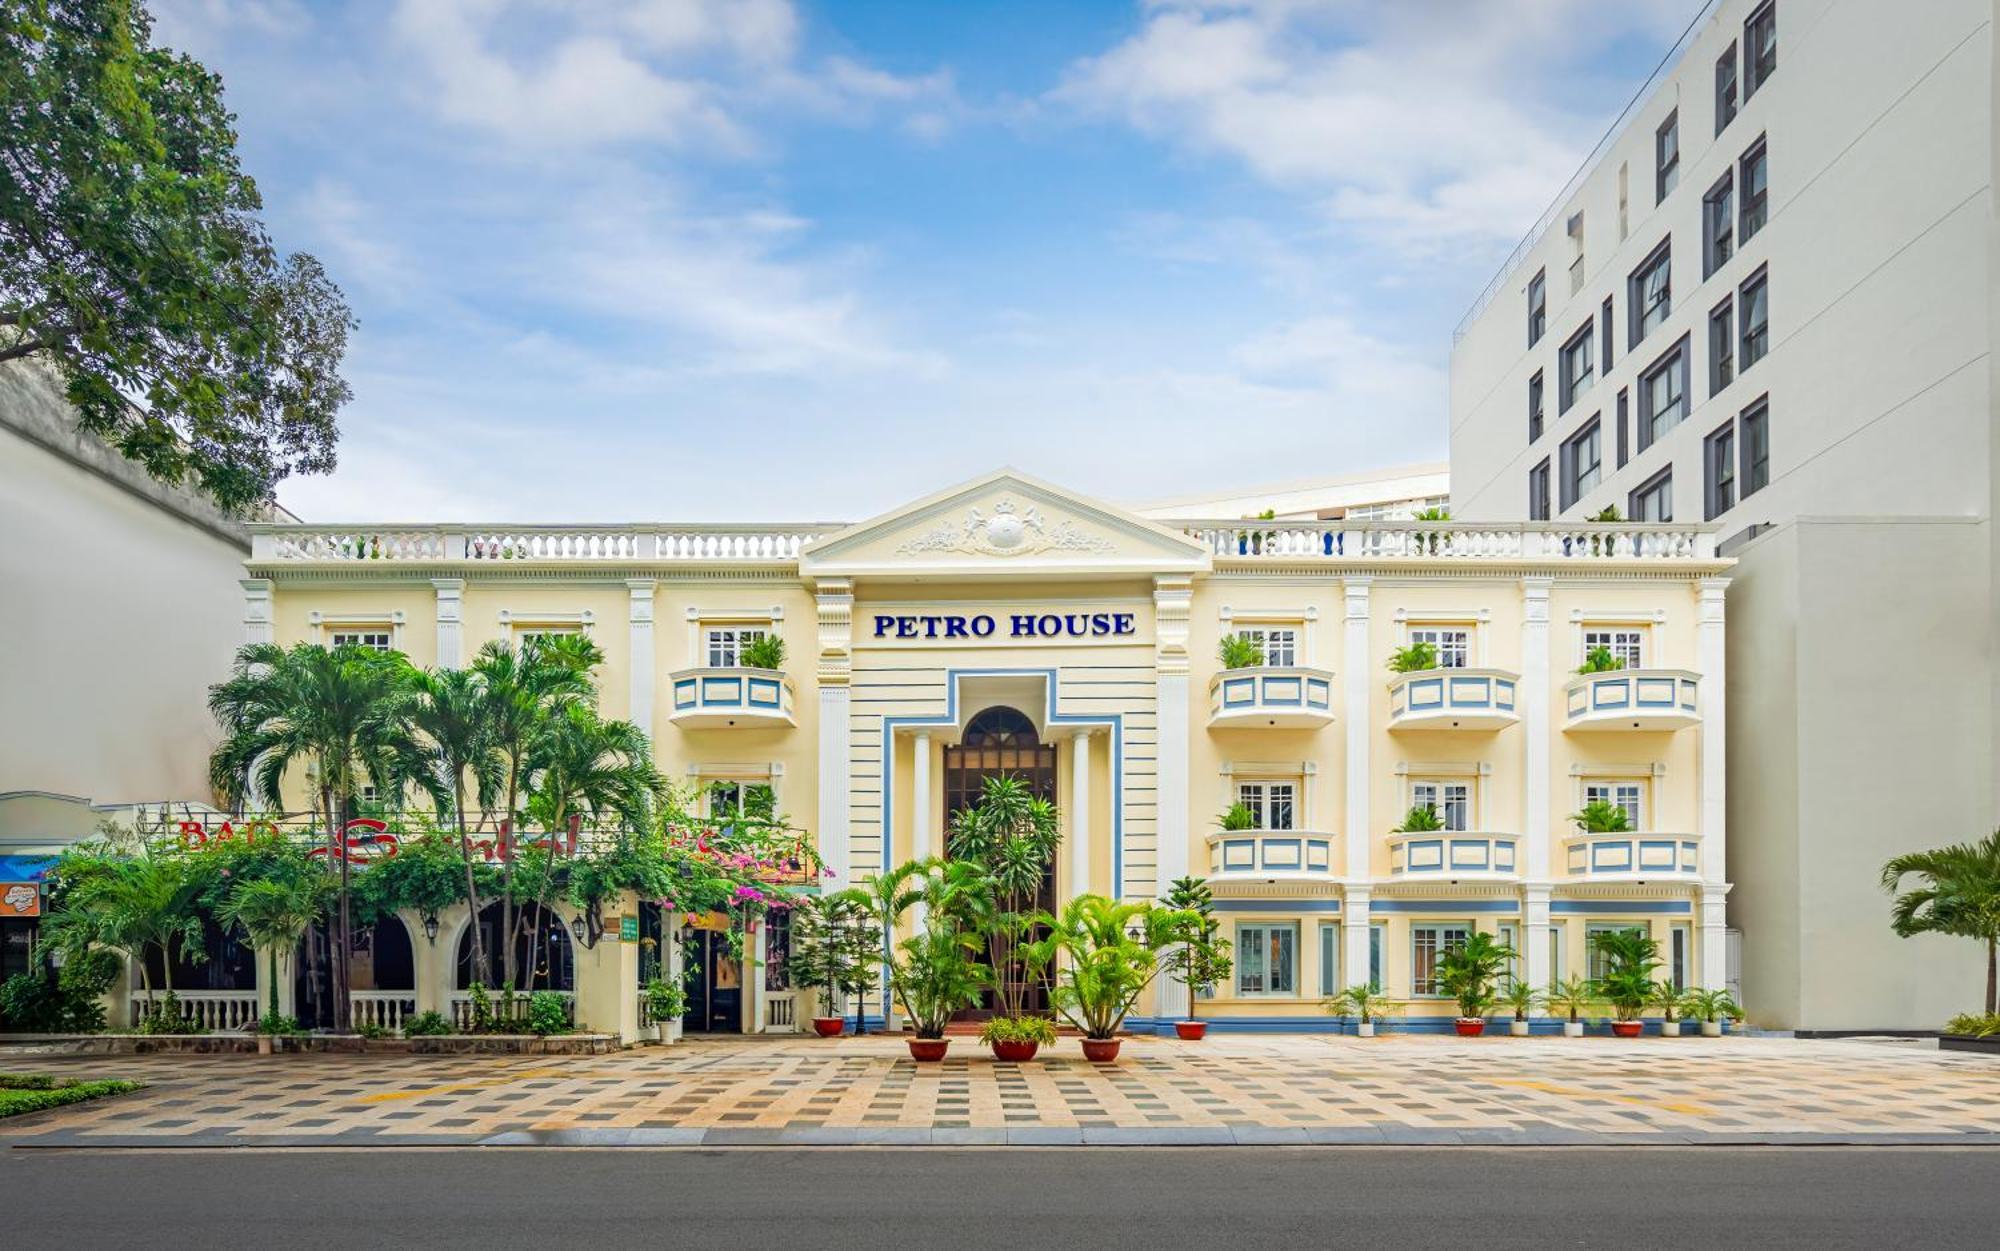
[1715,44,1738,134]
[1628,240,1670,348]
[1558,321,1595,412]
[1601,296,1615,373]
[1638,340,1689,450]
[1740,139,1768,241]
[1740,268,1769,369]
[1410,781,1470,832]
[705,626,767,668]
[1236,782,1295,832]
[329,629,392,652]
[1709,298,1735,395]
[1548,926,1564,984]
[1703,173,1733,277]
[1559,418,1602,510]
[1236,923,1298,996]
[1582,629,1645,669]
[1705,419,1738,519]
[1615,389,1630,469]
[1368,924,1385,990]
[1742,397,1771,496]
[1655,111,1679,202]
[1238,626,1297,667]
[1318,923,1342,997]
[1566,212,1586,294]
[1587,924,1645,981]
[1617,162,1629,239]
[1411,925,1470,997]
[1527,269,1547,347]
[1629,469,1673,523]
[1745,1,1777,97]
[1408,626,1470,669]
[1528,370,1545,443]
[1529,459,1551,522]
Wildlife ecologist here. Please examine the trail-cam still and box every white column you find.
[1521,576,1553,999]
[1153,577,1192,1019]
[1342,886,1373,989]
[1524,884,1552,1010]
[627,578,657,741]
[910,730,932,936]
[750,919,769,1034]
[1070,729,1092,898]
[1341,578,1371,879]
[240,578,273,646]
[432,577,464,669]
[1697,576,1731,987]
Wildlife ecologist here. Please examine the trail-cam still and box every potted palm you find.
[889,924,988,1061]
[1387,640,1440,674]
[1503,981,1540,1036]
[1217,634,1265,670]
[737,633,786,671]
[1435,932,1515,1037]
[1161,876,1232,1040]
[1393,804,1446,834]
[978,1015,1056,1061]
[1569,800,1633,834]
[1577,645,1626,674]
[1545,974,1595,1036]
[1647,981,1685,1037]
[1025,894,1188,1062]
[1327,982,1394,1037]
[1589,929,1662,1037]
[1680,987,1744,1036]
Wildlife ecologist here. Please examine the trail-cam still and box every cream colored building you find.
[239,470,1731,1039]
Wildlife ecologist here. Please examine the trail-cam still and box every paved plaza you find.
[4,1033,1998,1148]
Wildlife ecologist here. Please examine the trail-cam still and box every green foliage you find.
[1678,987,1743,1024]
[136,992,199,1035]
[1646,981,1684,1021]
[1216,802,1258,833]
[525,992,570,1036]
[1436,931,1517,1019]
[978,1015,1057,1046]
[1412,507,1451,521]
[1160,876,1232,1005]
[1393,805,1445,833]
[737,633,786,671]
[39,846,206,995]
[466,982,494,1033]
[1325,982,1395,1024]
[1569,800,1633,833]
[1545,975,1597,1022]
[1881,830,2000,1015]
[1503,980,1541,1021]
[353,824,492,925]
[946,775,1062,1020]
[1023,895,1189,1040]
[402,1010,452,1037]
[0,0,354,512]
[1588,929,1661,1021]
[1217,634,1265,670]
[890,925,988,1039]
[218,870,330,1019]
[0,1075,143,1119]
[1386,640,1440,674]
[1577,645,1626,674]
[0,949,116,1033]
[255,1012,303,1036]
[643,979,687,1024]
[787,891,879,1017]
[1945,1011,2000,1038]
[1590,506,1624,522]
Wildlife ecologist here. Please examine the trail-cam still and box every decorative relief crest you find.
[894,498,1116,558]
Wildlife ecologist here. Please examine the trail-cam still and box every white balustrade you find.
[252,524,827,563]
[765,991,799,1033]
[129,991,261,1033]
[1174,521,1716,563]
[350,992,418,1032]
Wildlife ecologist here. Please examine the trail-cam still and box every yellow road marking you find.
[357,1068,567,1104]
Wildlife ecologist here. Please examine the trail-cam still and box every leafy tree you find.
[216,872,330,1019]
[39,849,202,997]
[946,775,1061,1019]
[1882,831,2000,1015]
[788,890,879,1029]
[0,0,353,511]
[1160,876,1231,1012]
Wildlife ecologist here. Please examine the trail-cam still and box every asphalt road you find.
[3,1146,1995,1248]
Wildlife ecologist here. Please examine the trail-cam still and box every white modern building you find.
[1448,0,1996,1030]
[1132,463,1451,523]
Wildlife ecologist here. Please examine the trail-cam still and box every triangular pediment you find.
[799,469,1211,579]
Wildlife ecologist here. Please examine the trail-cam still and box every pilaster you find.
[1698,577,1731,988]
[1342,885,1373,989]
[240,578,273,646]
[626,578,657,741]
[1524,884,1552,1010]
[432,578,464,669]
[1520,577,1553,883]
[1070,729,1093,898]
[1153,576,1193,899]
[1341,578,1372,881]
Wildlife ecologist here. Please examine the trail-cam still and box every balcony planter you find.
[1175,1020,1208,1041]
[1080,1037,1122,1062]
[991,1039,1041,1062]
[1701,1020,1722,1037]
[906,1038,950,1062]
[1611,1020,1644,1038]
[1453,1018,1486,1037]
[1563,1020,1585,1038]
[811,1016,845,1038]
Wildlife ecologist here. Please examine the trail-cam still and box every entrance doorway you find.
[680,925,742,1033]
[943,706,1058,1016]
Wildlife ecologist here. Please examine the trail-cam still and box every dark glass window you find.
[1742,399,1770,495]
[1705,420,1737,519]
[1715,44,1738,134]
[1740,268,1769,369]
[1559,321,1595,412]
[1655,111,1679,202]
[1560,418,1602,510]
[1527,269,1547,347]
[1528,370,1545,443]
[1703,173,1733,277]
[1709,299,1735,395]
[1740,139,1768,240]
[1529,459,1551,521]
[1629,469,1673,523]
[1745,2,1777,97]
[1628,241,1671,348]
[1638,340,1689,450]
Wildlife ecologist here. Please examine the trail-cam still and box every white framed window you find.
[1497,922,1520,992]
[1238,626,1298,668]
[1411,924,1470,997]
[1407,626,1470,669]
[1236,782,1296,831]
[1582,627,1645,669]
[1548,925,1564,984]
[1583,781,1646,830]
[705,626,768,668]
[328,629,393,652]
[1236,923,1298,996]
[1369,924,1385,990]
[1410,781,1470,832]
[1318,922,1341,997]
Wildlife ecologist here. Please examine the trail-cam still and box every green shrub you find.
[1577,645,1626,674]
[1393,805,1445,833]
[0,1075,142,1119]
[738,634,786,670]
[402,1010,452,1037]
[255,1012,303,1036]
[467,982,495,1033]
[1945,1011,2000,1038]
[525,992,570,1037]
[0,951,117,1034]
[354,1022,389,1040]
[136,992,200,1036]
[977,1016,1057,1046]
[1387,640,1439,673]
[1216,802,1258,832]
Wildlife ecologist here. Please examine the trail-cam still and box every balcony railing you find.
[668,666,797,728]
[1174,521,1717,563]
[350,991,419,1032]
[1387,832,1521,880]
[1387,668,1520,731]
[1564,669,1701,731]
[1207,666,1336,729]
[129,990,260,1033]
[249,524,834,564]
[1205,830,1340,883]
[1563,833,1700,881]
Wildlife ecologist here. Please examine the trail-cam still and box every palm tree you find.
[218,874,333,1019]
[41,854,204,1003]
[1882,831,2000,1014]
[208,642,429,1030]
[405,665,503,981]
[947,775,1061,1018]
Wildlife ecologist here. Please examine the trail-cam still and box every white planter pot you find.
[1563,1020,1584,1038]
[1701,1020,1722,1037]
[653,1022,668,1045]
[1356,1021,1376,1038]
[1661,1019,1681,1037]
[1510,1019,1529,1036]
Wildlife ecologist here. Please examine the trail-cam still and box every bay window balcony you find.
[1207,667,1336,729]
[1387,668,1521,732]
[1204,830,1340,884]
[1562,833,1701,881]
[1563,668,1700,731]
[668,667,796,729]
[1387,832,1521,880]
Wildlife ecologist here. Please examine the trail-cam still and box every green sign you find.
[619,915,639,943]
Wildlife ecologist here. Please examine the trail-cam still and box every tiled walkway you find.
[6,1033,1999,1147]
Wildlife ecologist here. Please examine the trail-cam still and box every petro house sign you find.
[871,611,1137,641]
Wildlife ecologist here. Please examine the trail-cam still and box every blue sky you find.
[152,0,1692,522]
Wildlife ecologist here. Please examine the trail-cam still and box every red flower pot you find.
[1454,1018,1487,1037]
[1174,1020,1208,1041]
[1611,1020,1644,1038]
[990,1039,1041,1062]
[1081,1037,1122,1063]
[907,1038,950,1062]
[811,1017,845,1038]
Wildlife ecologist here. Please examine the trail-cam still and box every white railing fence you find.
[350,992,419,1032]
[765,990,798,1032]
[252,525,833,563]
[447,990,575,1032]
[130,990,261,1033]
[1177,521,1716,562]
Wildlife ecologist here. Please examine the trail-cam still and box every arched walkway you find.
[294,916,417,1031]
[455,901,574,993]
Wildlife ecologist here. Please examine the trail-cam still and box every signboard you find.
[1,883,40,918]
[869,611,1135,641]
[619,915,639,943]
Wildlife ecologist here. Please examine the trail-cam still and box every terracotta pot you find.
[991,1039,1041,1062]
[907,1038,950,1062]
[1174,1020,1208,1041]
[1562,1020,1584,1038]
[256,1034,273,1057]
[811,1016,846,1038]
[1701,1020,1722,1037]
[1080,1037,1122,1062]
[1453,1018,1486,1037]
[1611,1019,1644,1038]
[1509,1019,1530,1037]
[1661,1019,1681,1037]
[1356,1021,1376,1038]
